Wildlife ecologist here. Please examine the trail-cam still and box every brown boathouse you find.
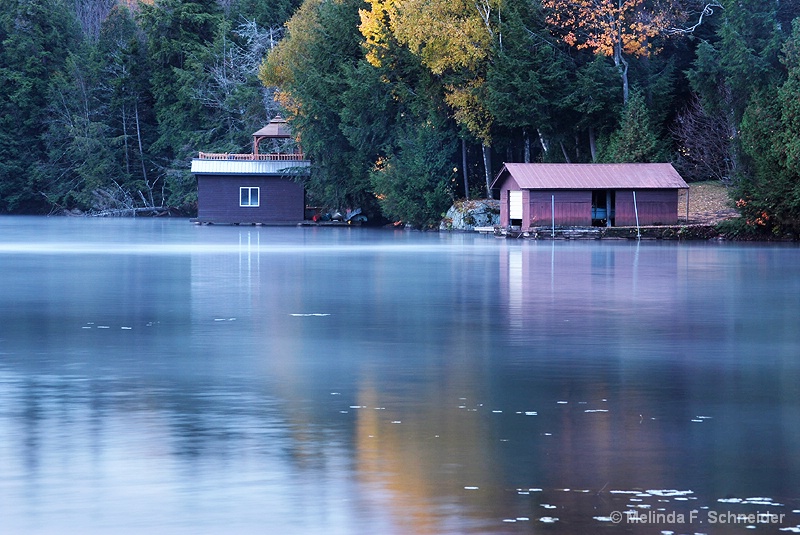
[191,116,310,224]
[491,163,689,230]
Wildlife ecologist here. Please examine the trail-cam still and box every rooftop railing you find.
[197,152,306,161]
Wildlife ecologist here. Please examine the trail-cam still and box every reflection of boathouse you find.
[191,116,310,224]
[492,163,689,230]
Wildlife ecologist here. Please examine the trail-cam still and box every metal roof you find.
[252,116,292,138]
[491,163,689,190]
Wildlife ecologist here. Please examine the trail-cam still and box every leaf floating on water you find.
[646,490,693,497]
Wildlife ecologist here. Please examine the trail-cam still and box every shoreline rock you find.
[440,199,500,231]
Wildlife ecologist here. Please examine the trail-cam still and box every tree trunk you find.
[134,102,154,207]
[121,104,131,177]
[537,129,550,155]
[560,141,571,163]
[614,38,630,104]
[523,128,531,163]
[481,144,492,198]
[462,138,469,200]
[589,127,598,162]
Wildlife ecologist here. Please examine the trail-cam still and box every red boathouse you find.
[491,163,689,230]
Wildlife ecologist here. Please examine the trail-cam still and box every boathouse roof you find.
[492,163,689,190]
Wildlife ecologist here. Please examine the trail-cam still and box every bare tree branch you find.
[666,2,723,35]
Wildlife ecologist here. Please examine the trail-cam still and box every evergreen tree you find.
[261,0,379,215]
[560,54,621,162]
[99,5,160,209]
[0,0,79,212]
[485,0,570,163]
[41,47,122,211]
[371,117,457,228]
[734,19,800,238]
[138,0,223,207]
[38,4,162,214]
[229,0,302,30]
[601,89,666,162]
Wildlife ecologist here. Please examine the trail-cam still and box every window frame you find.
[239,186,260,207]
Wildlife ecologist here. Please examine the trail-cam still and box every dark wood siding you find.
[196,174,304,224]
[615,190,679,226]
[530,190,592,227]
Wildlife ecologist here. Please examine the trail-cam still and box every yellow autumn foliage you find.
[360,0,491,75]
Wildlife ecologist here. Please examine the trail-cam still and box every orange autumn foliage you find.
[541,0,673,58]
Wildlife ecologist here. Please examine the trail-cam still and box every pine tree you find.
[0,0,79,212]
[601,89,665,162]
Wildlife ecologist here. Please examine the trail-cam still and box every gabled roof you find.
[491,163,688,190]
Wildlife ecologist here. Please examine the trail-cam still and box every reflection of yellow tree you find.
[541,0,674,104]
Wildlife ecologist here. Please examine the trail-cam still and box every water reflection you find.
[1,217,799,533]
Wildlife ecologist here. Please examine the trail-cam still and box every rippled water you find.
[1,216,799,534]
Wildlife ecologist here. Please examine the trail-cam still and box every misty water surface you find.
[1,217,799,534]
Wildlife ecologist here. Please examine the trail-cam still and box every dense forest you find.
[1,0,800,235]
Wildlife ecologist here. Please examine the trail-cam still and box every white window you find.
[240,187,259,207]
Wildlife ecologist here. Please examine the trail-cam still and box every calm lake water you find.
[1,216,799,534]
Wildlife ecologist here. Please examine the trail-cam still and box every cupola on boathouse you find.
[491,163,689,230]
[191,116,310,224]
